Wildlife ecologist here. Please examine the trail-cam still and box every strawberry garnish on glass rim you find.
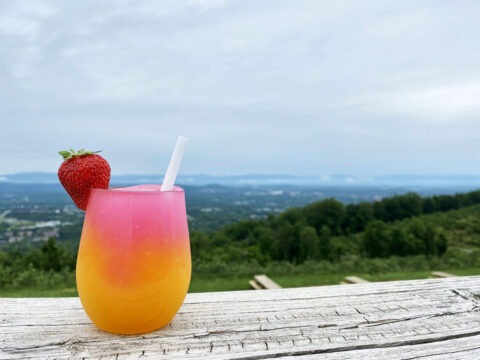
[58,149,111,210]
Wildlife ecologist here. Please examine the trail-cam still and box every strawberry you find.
[58,149,111,210]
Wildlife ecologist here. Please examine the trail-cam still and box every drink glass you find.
[76,185,191,334]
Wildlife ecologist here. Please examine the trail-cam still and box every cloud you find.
[352,82,480,122]
[0,15,39,37]
[0,0,480,175]
[0,1,57,37]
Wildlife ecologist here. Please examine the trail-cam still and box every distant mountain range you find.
[1,172,480,187]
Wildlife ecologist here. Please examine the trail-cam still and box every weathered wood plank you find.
[249,280,263,290]
[344,276,370,284]
[282,334,480,359]
[253,274,282,289]
[1,276,479,359]
[432,271,456,278]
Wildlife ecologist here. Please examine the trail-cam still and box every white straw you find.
[161,136,188,191]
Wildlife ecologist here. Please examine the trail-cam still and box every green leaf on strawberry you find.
[58,149,101,160]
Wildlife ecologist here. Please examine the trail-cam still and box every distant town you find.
[1,173,479,248]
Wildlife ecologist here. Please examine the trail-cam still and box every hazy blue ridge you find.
[2,172,480,187]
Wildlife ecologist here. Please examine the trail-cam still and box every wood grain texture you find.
[1,276,480,359]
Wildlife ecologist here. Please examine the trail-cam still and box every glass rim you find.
[91,186,184,194]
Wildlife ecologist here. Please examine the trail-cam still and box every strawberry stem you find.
[58,149,101,160]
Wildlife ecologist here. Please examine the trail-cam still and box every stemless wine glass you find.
[76,185,191,334]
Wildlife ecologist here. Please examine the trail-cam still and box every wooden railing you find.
[1,276,479,359]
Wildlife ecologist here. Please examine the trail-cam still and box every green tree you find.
[390,227,407,256]
[39,237,64,271]
[278,207,305,225]
[350,203,374,233]
[423,225,436,256]
[318,226,332,260]
[363,221,390,258]
[422,198,435,214]
[436,233,448,255]
[275,222,296,261]
[254,226,274,255]
[298,226,319,262]
[304,198,345,235]
[398,193,422,218]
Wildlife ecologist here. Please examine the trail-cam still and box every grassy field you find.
[271,271,434,286]
[189,275,252,293]
[2,268,480,297]
[443,267,480,276]
[272,270,438,287]
[0,288,79,297]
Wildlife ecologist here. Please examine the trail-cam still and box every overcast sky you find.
[1,0,480,176]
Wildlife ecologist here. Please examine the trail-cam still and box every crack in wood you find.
[401,345,480,360]
[225,330,480,360]
[177,301,421,317]
[342,303,479,331]
[451,289,480,307]
[182,287,448,305]
[3,337,79,353]
[192,324,309,339]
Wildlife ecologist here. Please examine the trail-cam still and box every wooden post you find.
[253,274,282,289]
[249,280,263,290]
[344,276,370,284]
[432,271,456,278]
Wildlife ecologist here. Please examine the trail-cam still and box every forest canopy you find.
[2,189,480,292]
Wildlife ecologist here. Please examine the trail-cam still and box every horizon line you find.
[4,171,480,178]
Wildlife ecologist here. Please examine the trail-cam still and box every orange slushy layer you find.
[76,187,191,334]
